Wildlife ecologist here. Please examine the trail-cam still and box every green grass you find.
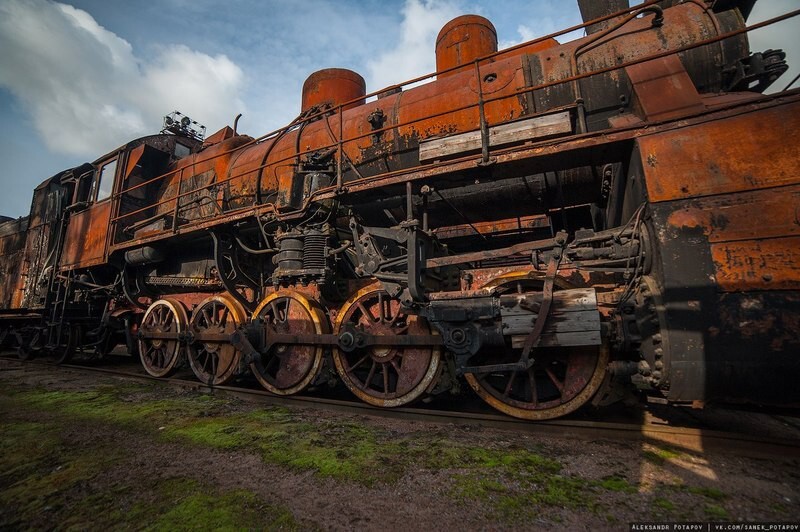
[599,475,637,493]
[0,379,738,528]
[0,386,302,530]
[642,446,683,465]
[705,503,730,520]
[449,451,637,521]
[653,497,675,512]
[138,478,300,531]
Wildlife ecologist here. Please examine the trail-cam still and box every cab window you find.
[95,159,117,202]
[174,143,191,159]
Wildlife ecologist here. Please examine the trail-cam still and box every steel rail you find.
[2,355,798,460]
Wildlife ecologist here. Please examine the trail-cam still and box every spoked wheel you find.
[333,286,441,407]
[464,270,607,420]
[187,294,246,385]
[251,291,329,396]
[53,324,81,365]
[17,330,43,361]
[138,299,188,377]
[464,345,609,420]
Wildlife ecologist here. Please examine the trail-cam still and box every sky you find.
[0,0,797,219]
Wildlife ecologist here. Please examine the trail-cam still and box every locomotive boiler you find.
[1,0,798,420]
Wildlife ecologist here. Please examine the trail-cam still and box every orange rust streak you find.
[433,215,550,239]
[61,201,111,270]
[667,185,800,244]
[640,102,800,203]
[712,237,800,292]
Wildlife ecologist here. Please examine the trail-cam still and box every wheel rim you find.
[54,324,80,365]
[251,291,328,396]
[187,294,246,385]
[464,345,609,420]
[464,271,607,420]
[332,286,441,407]
[138,299,188,377]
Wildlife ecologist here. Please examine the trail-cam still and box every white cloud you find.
[366,0,463,90]
[0,0,245,157]
[499,20,584,51]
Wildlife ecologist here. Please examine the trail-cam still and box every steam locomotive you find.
[1,0,798,419]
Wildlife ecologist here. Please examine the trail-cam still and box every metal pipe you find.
[234,235,276,254]
[474,59,491,165]
[406,181,413,222]
[336,105,344,192]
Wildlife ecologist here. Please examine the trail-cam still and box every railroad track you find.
[2,354,798,460]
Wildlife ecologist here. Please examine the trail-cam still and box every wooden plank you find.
[499,288,597,314]
[512,330,601,348]
[502,310,600,335]
[711,236,800,291]
[419,111,572,162]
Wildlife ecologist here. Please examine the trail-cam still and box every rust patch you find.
[640,101,800,203]
[667,208,708,231]
[712,236,800,291]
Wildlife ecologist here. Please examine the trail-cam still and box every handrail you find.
[114,0,663,200]
[109,5,800,243]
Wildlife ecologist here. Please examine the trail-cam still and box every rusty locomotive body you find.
[1,0,798,419]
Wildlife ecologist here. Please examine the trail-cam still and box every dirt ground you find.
[1,358,799,531]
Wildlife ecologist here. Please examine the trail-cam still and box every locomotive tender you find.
[1,0,798,419]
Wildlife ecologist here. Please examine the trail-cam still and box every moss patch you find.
[136,478,300,531]
[705,503,730,520]
[0,386,302,530]
[0,420,110,527]
[642,446,683,465]
[449,450,638,521]
[654,497,675,512]
[0,377,753,528]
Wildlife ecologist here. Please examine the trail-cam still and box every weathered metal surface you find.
[641,99,800,293]
[301,68,366,112]
[640,102,800,203]
[332,286,441,407]
[250,291,328,395]
[432,215,549,240]
[138,299,188,378]
[665,185,800,244]
[577,0,630,34]
[0,217,29,309]
[639,95,800,404]
[60,200,112,270]
[464,344,609,420]
[435,15,498,78]
[105,4,772,255]
[186,294,246,385]
[3,2,799,421]
[626,55,705,122]
[712,237,800,291]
